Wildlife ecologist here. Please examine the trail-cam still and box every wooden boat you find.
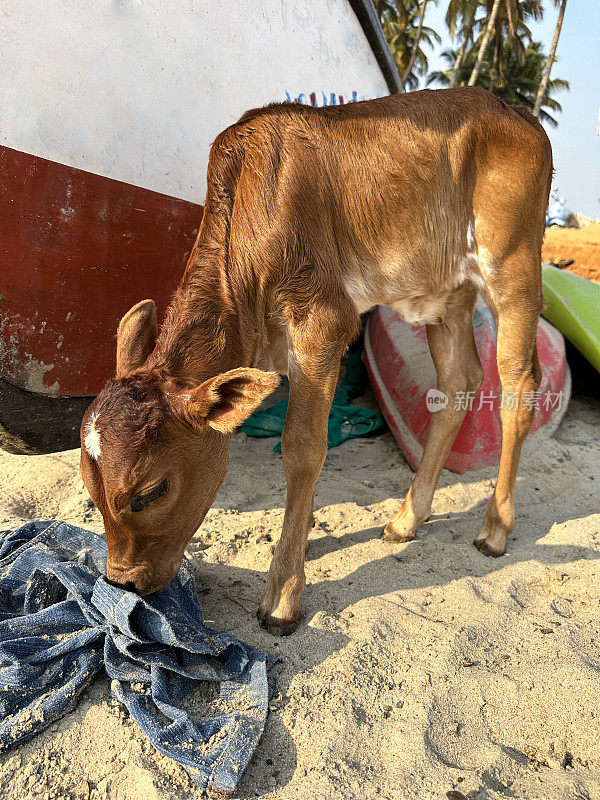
[541,263,600,373]
[0,0,399,454]
[363,298,571,474]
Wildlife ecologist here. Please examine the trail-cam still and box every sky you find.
[420,1,600,218]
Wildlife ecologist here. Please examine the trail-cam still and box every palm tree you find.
[445,0,480,86]
[492,41,568,125]
[467,0,503,85]
[427,45,480,88]
[378,1,440,90]
[533,0,567,117]
[402,1,429,88]
[428,39,569,126]
[467,0,543,87]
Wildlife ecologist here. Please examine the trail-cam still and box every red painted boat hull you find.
[363,300,571,474]
[0,145,203,398]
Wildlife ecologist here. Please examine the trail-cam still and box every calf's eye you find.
[130,478,169,513]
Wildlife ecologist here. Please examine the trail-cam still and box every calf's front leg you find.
[257,355,339,636]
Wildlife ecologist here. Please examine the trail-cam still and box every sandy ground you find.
[543,224,600,282]
[0,388,599,800]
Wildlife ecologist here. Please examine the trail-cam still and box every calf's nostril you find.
[104,576,139,593]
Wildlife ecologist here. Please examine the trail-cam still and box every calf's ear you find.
[116,300,158,377]
[182,368,280,434]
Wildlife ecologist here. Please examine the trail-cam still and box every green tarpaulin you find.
[240,342,386,451]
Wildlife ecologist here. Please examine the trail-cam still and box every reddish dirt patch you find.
[542,224,600,283]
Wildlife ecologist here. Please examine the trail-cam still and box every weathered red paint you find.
[0,145,203,396]
[363,300,571,474]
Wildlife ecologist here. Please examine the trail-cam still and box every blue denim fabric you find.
[0,521,272,796]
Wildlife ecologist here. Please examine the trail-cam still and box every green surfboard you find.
[541,263,600,373]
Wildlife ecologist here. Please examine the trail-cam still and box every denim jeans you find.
[0,521,272,795]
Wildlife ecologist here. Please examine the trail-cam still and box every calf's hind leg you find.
[384,283,483,542]
[474,274,542,556]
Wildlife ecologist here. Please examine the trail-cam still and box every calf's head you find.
[80,300,278,595]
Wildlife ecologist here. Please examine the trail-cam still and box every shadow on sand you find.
[188,456,599,797]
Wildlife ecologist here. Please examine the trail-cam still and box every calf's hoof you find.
[382,521,416,543]
[473,525,508,557]
[257,607,300,636]
[382,513,426,543]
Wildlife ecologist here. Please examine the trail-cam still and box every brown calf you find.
[80,87,551,635]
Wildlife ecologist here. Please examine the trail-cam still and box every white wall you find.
[1,0,388,203]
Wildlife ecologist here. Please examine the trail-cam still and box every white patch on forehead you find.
[84,411,102,460]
